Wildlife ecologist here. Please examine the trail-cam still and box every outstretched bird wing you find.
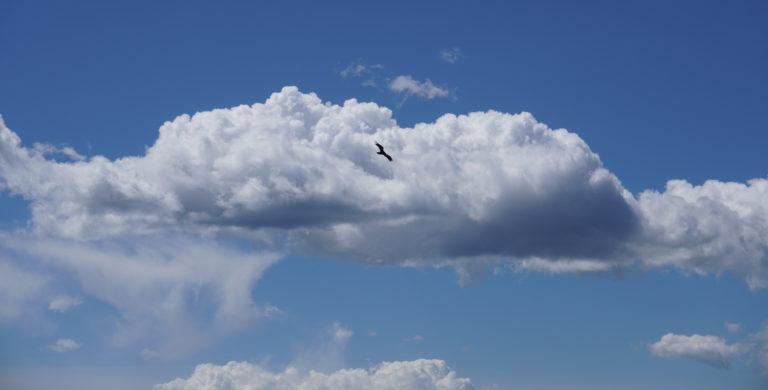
[375,142,393,161]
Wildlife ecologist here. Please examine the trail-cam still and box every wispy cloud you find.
[292,321,353,373]
[340,63,383,78]
[1,232,281,358]
[725,322,742,334]
[389,75,451,99]
[141,348,160,360]
[440,47,463,63]
[47,338,81,352]
[49,295,82,312]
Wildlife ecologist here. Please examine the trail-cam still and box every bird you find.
[375,142,392,161]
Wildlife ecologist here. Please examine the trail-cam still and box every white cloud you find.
[389,75,451,99]
[517,257,614,274]
[32,142,85,162]
[155,359,473,390]
[636,179,768,290]
[725,322,742,334]
[47,338,81,352]
[404,334,423,342]
[49,295,82,312]
[649,333,746,368]
[1,87,768,289]
[0,232,281,358]
[440,47,463,63]
[340,63,383,78]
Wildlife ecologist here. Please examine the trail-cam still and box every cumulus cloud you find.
[389,75,451,99]
[440,47,463,63]
[1,86,768,289]
[649,333,746,368]
[47,338,81,352]
[49,295,82,312]
[635,179,768,290]
[155,359,473,390]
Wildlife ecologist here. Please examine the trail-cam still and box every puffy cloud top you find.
[155,359,473,390]
[1,86,767,288]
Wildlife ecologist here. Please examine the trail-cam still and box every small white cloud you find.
[47,338,81,352]
[340,63,383,78]
[263,304,281,318]
[389,75,451,99]
[650,333,746,369]
[517,258,613,274]
[141,348,160,360]
[725,322,742,334]
[155,359,473,390]
[49,295,82,312]
[331,321,353,343]
[440,47,463,63]
[369,330,377,337]
[404,334,423,342]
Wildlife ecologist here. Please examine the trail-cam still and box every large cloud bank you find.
[1,86,767,288]
[155,359,473,390]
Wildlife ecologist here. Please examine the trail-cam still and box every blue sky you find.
[1,1,767,389]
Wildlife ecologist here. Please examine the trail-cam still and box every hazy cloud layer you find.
[1,86,768,289]
[155,359,473,390]
[650,333,746,369]
[0,257,48,323]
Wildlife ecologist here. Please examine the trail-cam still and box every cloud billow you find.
[155,359,473,390]
[1,86,767,289]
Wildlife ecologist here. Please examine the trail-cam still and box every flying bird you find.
[375,142,392,162]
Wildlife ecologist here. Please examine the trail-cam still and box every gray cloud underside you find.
[1,86,767,288]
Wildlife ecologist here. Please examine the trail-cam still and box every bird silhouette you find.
[375,142,392,162]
